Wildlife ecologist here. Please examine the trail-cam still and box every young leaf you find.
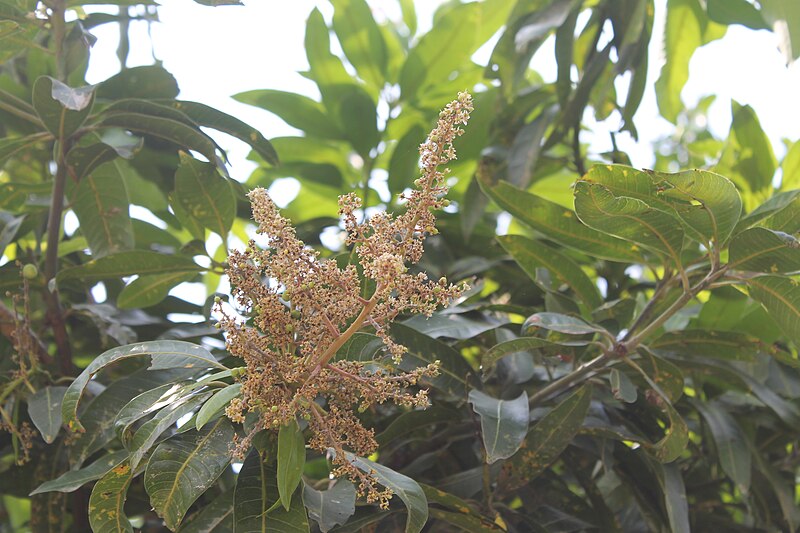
[728,227,800,273]
[510,385,590,486]
[338,451,428,533]
[174,153,236,239]
[195,383,241,430]
[468,389,529,463]
[88,460,134,533]
[31,76,94,138]
[27,386,67,444]
[277,419,306,511]
[303,480,356,533]
[145,418,234,530]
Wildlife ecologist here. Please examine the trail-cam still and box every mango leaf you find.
[651,400,689,463]
[62,341,225,432]
[330,0,386,90]
[651,330,762,361]
[0,133,50,166]
[729,227,800,273]
[522,312,605,336]
[498,235,603,311]
[30,450,128,495]
[234,448,310,533]
[234,89,341,139]
[481,337,584,377]
[334,332,385,362]
[88,460,135,533]
[26,386,67,444]
[479,180,640,262]
[717,101,778,196]
[707,0,770,29]
[326,84,379,157]
[391,323,474,398]
[145,418,234,530]
[96,64,179,100]
[128,392,212,469]
[195,383,241,430]
[779,141,800,191]
[693,400,751,492]
[736,189,800,231]
[402,312,502,340]
[66,142,129,182]
[653,462,690,533]
[510,386,590,486]
[469,389,529,463]
[179,489,234,533]
[655,0,725,123]
[174,153,236,239]
[747,275,800,348]
[303,480,356,533]
[32,76,94,138]
[338,451,428,533]
[388,124,425,194]
[277,419,305,512]
[609,369,637,403]
[115,382,186,443]
[118,271,197,309]
[376,406,459,447]
[67,159,134,258]
[574,180,684,266]
[57,250,201,285]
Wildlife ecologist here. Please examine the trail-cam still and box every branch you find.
[0,299,53,367]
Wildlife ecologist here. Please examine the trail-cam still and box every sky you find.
[78,0,800,307]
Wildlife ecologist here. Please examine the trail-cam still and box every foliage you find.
[1,0,799,532]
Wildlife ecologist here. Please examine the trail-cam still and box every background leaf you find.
[469,389,529,463]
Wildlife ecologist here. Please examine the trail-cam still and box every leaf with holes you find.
[88,460,134,533]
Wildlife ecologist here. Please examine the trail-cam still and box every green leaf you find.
[234,448,310,533]
[498,235,603,311]
[57,250,201,285]
[338,452,428,533]
[67,160,135,258]
[481,337,583,378]
[304,8,355,96]
[145,418,234,530]
[779,141,800,191]
[27,386,67,444]
[479,180,640,262]
[707,0,770,29]
[654,463,690,533]
[510,385,590,486]
[717,101,778,195]
[175,153,236,239]
[0,133,50,166]
[388,124,425,194]
[729,227,800,273]
[65,142,126,182]
[391,323,474,397]
[747,275,800,348]
[507,109,557,189]
[179,489,234,533]
[651,400,689,463]
[468,389,529,463]
[737,189,800,231]
[327,84,379,157]
[303,481,356,533]
[30,450,128,495]
[162,100,279,166]
[522,312,605,336]
[651,329,763,361]
[655,0,725,123]
[574,180,684,266]
[234,89,341,140]
[375,406,459,447]
[402,312,501,340]
[62,341,225,432]
[195,383,241,430]
[88,460,134,533]
[277,419,306,511]
[609,369,637,403]
[96,64,179,100]
[31,76,94,138]
[693,400,751,491]
[759,0,800,64]
[128,392,212,469]
[334,332,385,362]
[114,382,186,444]
[118,271,197,309]
[330,0,387,90]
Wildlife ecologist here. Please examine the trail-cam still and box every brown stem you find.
[0,300,53,367]
[528,350,612,407]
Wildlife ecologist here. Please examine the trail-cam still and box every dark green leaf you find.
[334,332,385,362]
[96,64,179,100]
[195,383,241,430]
[30,450,128,495]
[651,329,762,361]
[66,142,128,182]
[609,369,637,403]
[747,275,800,348]
[482,337,582,377]
[303,481,356,533]
[88,460,134,533]
[522,312,605,336]
[175,153,236,239]
[57,250,201,285]
[655,463,690,533]
[179,489,234,533]
[376,406,460,447]
[145,418,234,530]
[114,382,185,444]
[469,389,529,463]
[277,419,305,512]
[32,76,94,138]
[693,400,751,491]
[402,312,501,340]
[0,133,50,166]
[27,386,67,444]
[729,227,800,273]
[651,401,689,463]
[118,271,198,309]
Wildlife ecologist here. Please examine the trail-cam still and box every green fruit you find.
[22,264,38,280]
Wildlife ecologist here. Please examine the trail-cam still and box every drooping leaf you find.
[653,462,690,533]
[57,250,201,285]
[498,234,603,311]
[145,418,234,530]
[195,383,241,430]
[233,89,341,140]
[30,450,129,495]
[469,389,529,463]
[479,180,640,262]
[510,386,590,486]
[26,386,67,444]
[31,76,94,138]
[303,480,356,533]
[277,419,306,512]
[117,271,198,309]
[507,108,557,189]
[88,460,134,533]
[330,0,387,90]
[62,341,225,432]
[338,451,428,533]
[693,400,751,492]
[174,153,236,239]
[114,382,186,444]
[747,275,800,348]
[717,101,778,196]
[729,227,800,273]
[402,312,502,340]
[651,400,689,463]
[388,124,425,194]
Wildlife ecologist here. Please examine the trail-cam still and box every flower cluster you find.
[219,92,473,507]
